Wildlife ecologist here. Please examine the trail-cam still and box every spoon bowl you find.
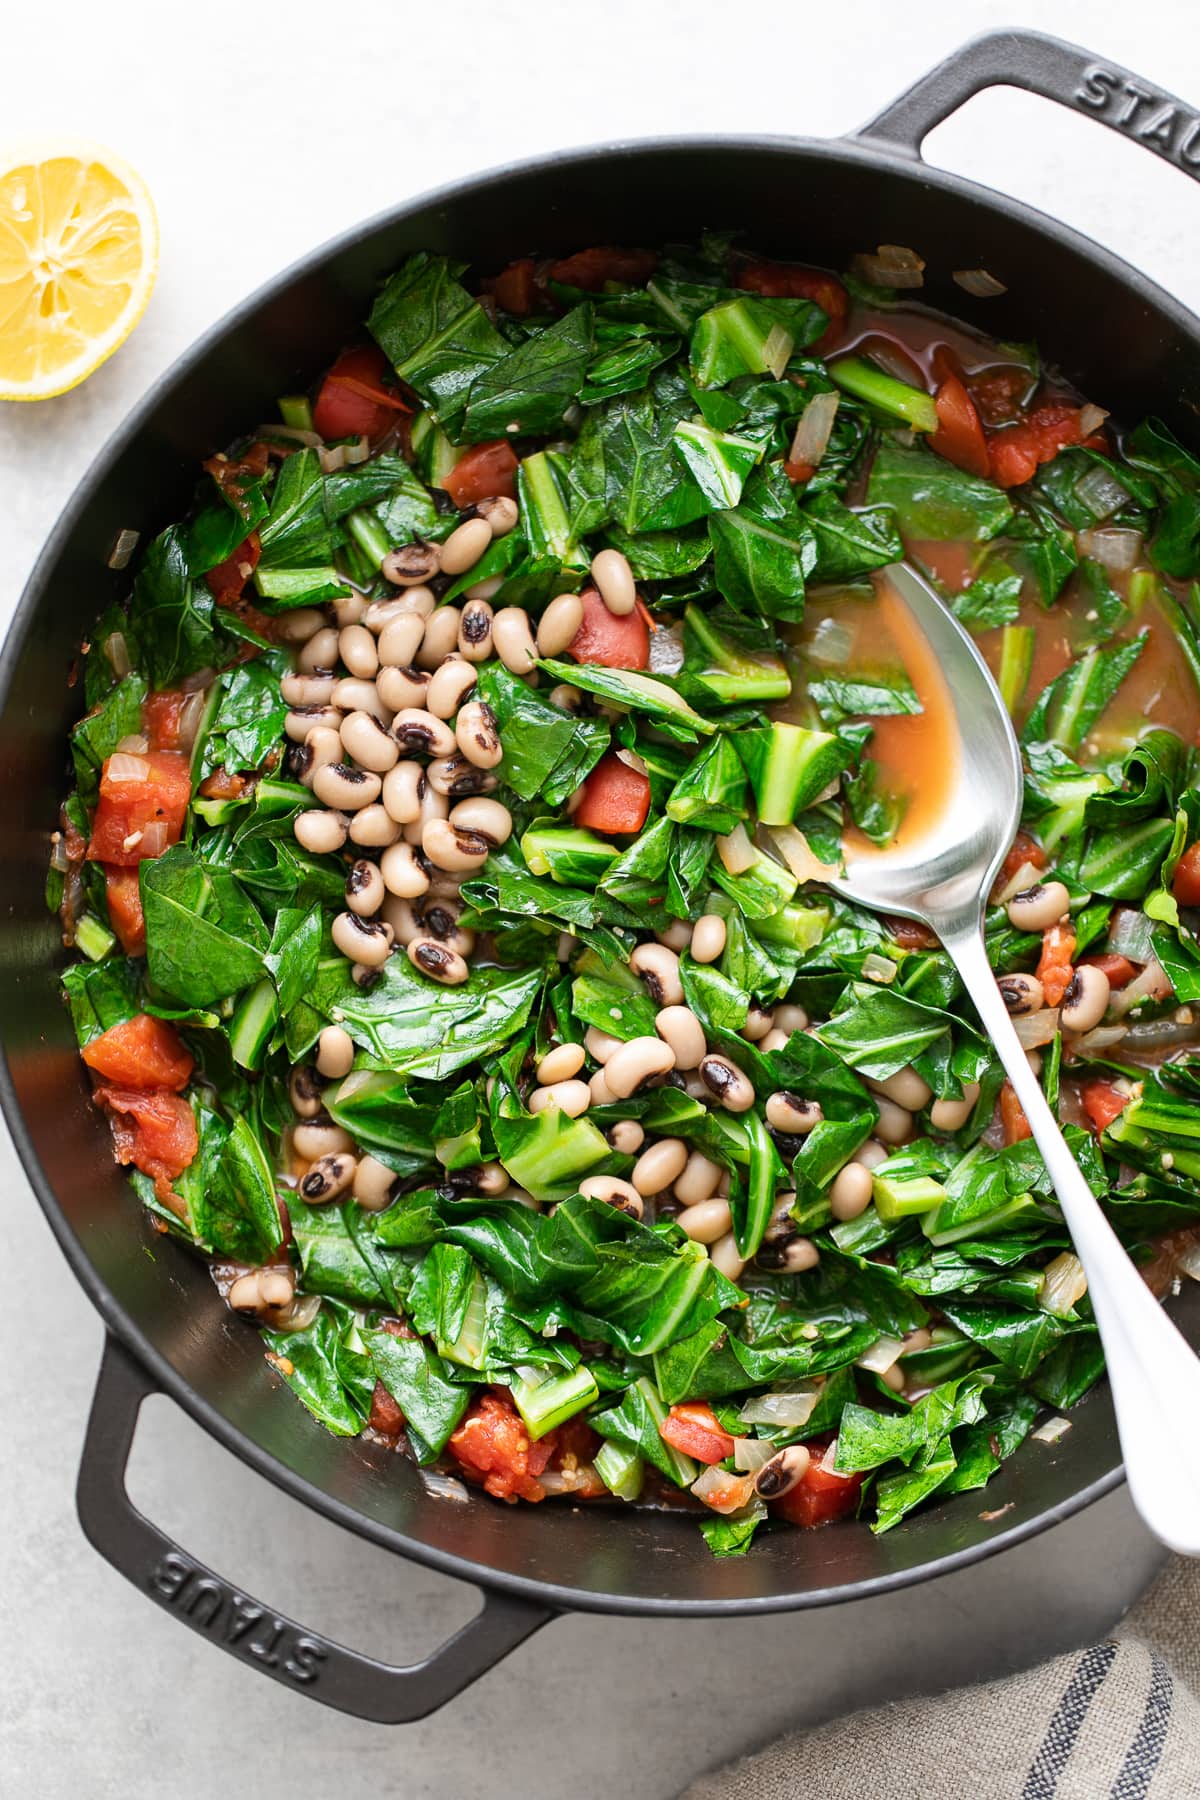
[825,560,1200,1558]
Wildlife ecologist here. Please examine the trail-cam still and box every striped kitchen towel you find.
[679,1559,1200,1799]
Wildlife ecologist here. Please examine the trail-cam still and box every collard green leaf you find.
[368,253,506,430]
[868,438,1013,542]
[462,303,594,440]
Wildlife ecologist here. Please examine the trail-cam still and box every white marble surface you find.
[3,1,1200,1793]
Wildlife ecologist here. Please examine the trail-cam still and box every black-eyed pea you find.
[427,752,497,798]
[756,1235,820,1274]
[759,1028,789,1053]
[331,590,367,628]
[629,942,683,1007]
[829,1161,875,1221]
[380,841,431,899]
[416,606,461,670]
[1060,964,1111,1033]
[315,1025,355,1080]
[675,1150,723,1207]
[868,1066,933,1110]
[528,1079,591,1117]
[228,1267,298,1321]
[742,1006,775,1041]
[604,1035,676,1099]
[345,859,385,918]
[492,607,538,675]
[654,1005,706,1070]
[340,709,399,773]
[331,676,388,721]
[476,495,519,536]
[312,762,382,812]
[288,1064,324,1118]
[293,1120,354,1159]
[407,937,470,985]
[773,1003,810,1034]
[536,1042,586,1085]
[382,541,441,587]
[536,593,584,658]
[676,1195,733,1244]
[607,1119,645,1155]
[401,783,449,847]
[339,624,379,679]
[281,672,336,707]
[422,818,490,871]
[294,809,348,854]
[690,914,727,964]
[348,805,401,848]
[425,657,477,719]
[930,1083,981,1132]
[997,972,1045,1016]
[300,724,343,787]
[699,1055,755,1113]
[458,599,494,662]
[753,1445,811,1500]
[709,1232,745,1282]
[393,708,457,758]
[376,612,427,669]
[376,665,430,712]
[331,911,393,966]
[285,704,342,742]
[589,1065,616,1106]
[440,516,492,576]
[352,1155,397,1211]
[366,588,435,631]
[656,919,693,952]
[449,797,512,844]
[415,899,475,957]
[585,1025,623,1065]
[1006,880,1070,932]
[631,1137,689,1197]
[765,1092,823,1134]
[381,895,423,945]
[299,1152,358,1204]
[381,760,426,826]
[579,1174,643,1218]
[590,547,637,616]
[275,607,327,643]
[455,699,503,769]
[872,1096,912,1145]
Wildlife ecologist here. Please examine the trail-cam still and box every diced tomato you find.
[659,1403,736,1466]
[197,768,248,801]
[1082,1078,1131,1134]
[735,260,849,343]
[449,1390,552,1503]
[968,365,1031,427]
[1037,921,1077,1008]
[573,753,651,836]
[206,531,261,603]
[783,457,816,485]
[141,689,187,751]
[928,375,989,479]
[93,1085,198,1201]
[82,1012,193,1092]
[1079,952,1139,991]
[313,345,408,442]
[546,247,658,292]
[998,830,1048,889]
[203,441,269,508]
[769,1441,865,1529]
[999,1080,1033,1145]
[442,440,519,508]
[566,586,650,670]
[368,1380,405,1436]
[86,750,192,867]
[1171,843,1200,907]
[986,404,1104,489]
[486,257,538,317]
[103,865,146,955]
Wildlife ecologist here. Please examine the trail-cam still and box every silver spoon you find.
[826,560,1200,1557]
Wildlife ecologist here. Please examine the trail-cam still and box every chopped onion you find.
[1177,1243,1200,1282]
[1038,1252,1087,1317]
[1077,526,1142,571]
[952,268,1008,298]
[690,1467,756,1514]
[648,625,684,675]
[331,1068,376,1102]
[1013,1007,1062,1049]
[788,391,840,471]
[1031,1415,1072,1445]
[1108,959,1174,1017]
[739,1384,823,1429]
[768,824,840,884]
[855,1335,906,1375]
[1068,1023,1129,1052]
[733,1437,775,1474]
[853,244,926,289]
[138,821,170,857]
[177,689,208,752]
[763,323,793,381]
[1122,1018,1200,1050]
[419,1470,472,1502]
[992,859,1044,906]
[1108,906,1156,965]
[105,631,132,679]
[272,1291,322,1333]
[862,952,898,985]
[807,613,854,667]
[716,823,756,875]
[258,423,322,448]
[1074,461,1128,521]
[114,733,149,754]
[318,443,348,473]
[104,753,151,783]
[49,835,70,874]
[1078,404,1109,438]
[616,748,649,777]
[106,527,141,571]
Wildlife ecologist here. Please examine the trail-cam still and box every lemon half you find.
[0,139,158,401]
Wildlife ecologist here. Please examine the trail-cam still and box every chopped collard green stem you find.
[57,239,1200,1552]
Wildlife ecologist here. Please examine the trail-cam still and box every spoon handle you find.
[945,926,1200,1556]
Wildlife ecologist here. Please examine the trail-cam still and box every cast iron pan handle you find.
[76,1335,555,1721]
[857,27,1200,187]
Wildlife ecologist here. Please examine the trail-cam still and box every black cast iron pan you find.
[5,29,1200,1721]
